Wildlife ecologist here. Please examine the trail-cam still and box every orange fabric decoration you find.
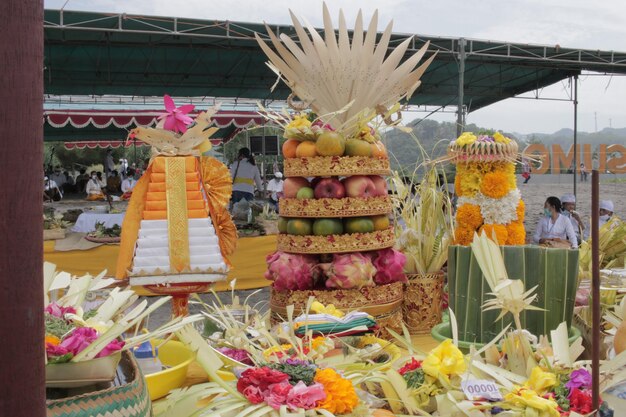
[209,204,238,263]
[165,157,191,273]
[148,182,199,192]
[145,201,167,211]
[143,211,167,220]
[116,165,152,279]
[200,156,233,211]
[188,209,208,218]
[152,156,195,173]
[150,172,197,183]
[146,192,166,201]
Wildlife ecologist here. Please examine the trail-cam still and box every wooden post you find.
[0,1,45,416]
[591,169,600,414]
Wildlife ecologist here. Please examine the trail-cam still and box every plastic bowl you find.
[144,339,195,401]
[431,322,582,352]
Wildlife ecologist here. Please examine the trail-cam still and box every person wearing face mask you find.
[532,196,578,248]
[121,168,138,200]
[560,194,585,242]
[85,170,106,200]
[599,200,614,227]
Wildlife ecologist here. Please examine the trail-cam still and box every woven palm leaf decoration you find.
[255,3,436,135]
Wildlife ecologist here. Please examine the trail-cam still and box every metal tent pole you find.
[456,38,466,137]
[591,169,600,413]
[0,0,45,416]
[573,75,578,199]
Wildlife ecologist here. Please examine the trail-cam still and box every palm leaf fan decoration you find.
[200,156,232,211]
[254,3,436,136]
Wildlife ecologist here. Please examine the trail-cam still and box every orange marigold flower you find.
[479,224,508,245]
[454,226,475,246]
[456,204,483,230]
[314,368,359,414]
[480,171,511,199]
[516,200,525,222]
[506,221,526,245]
[45,335,61,346]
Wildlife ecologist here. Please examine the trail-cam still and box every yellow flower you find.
[480,171,511,199]
[310,301,345,318]
[456,164,481,197]
[456,132,477,146]
[479,224,508,245]
[504,387,560,417]
[286,114,312,130]
[493,132,512,144]
[314,368,359,414]
[422,339,466,384]
[456,204,483,230]
[525,367,557,395]
[311,336,328,351]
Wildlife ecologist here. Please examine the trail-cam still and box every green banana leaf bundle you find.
[448,245,579,343]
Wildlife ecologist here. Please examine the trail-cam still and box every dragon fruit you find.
[371,248,407,285]
[265,251,318,291]
[319,253,376,289]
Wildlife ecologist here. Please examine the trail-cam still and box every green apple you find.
[312,218,344,236]
[345,138,373,157]
[277,217,289,234]
[296,187,314,199]
[344,217,375,234]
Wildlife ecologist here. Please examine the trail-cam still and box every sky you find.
[44,0,626,134]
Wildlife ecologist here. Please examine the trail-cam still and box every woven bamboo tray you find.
[276,227,395,254]
[46,351,152,417]
[85,235,121,244]
[284,155,390,177]
[44,228,66,241]
[279,195,391,218]
[403,272,445,335]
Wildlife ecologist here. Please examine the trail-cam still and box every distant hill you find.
[517,127,626,147]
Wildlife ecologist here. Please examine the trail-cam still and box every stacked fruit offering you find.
[265,116,406,292]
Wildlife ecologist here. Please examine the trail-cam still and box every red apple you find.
[343,175,377,198]
[369,175,388,196]
[283,177,311,198]
[314,178,346,199]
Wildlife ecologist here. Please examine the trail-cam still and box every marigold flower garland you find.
[451,133,526,245]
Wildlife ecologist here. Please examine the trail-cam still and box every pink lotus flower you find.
[265,382,293,409]
[60,327,99,355]
[157,94,195,133]
[286,381,327,410]
[45,303,77,318]
[372,248,407,285]
[96,339,125,358]
[265,252,318,291]
[320,253,376,289]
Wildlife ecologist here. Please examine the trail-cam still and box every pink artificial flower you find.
[46,343,70,358]
[320,253,376,289]
[286,381,327,410]
[241,385,265,404]
[45,303,77,318]
[264,382,293,409]
[566,368,592,391]
[157,94,195,133]
[96,339,125,358]
[60,327,99,355]
[265,251,318,291]
[372,248,407,285]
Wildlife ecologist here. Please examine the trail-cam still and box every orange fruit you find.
[371,141,388,158]
[282,139,300,158]
[295,141,319,158]
[371,214,390,231]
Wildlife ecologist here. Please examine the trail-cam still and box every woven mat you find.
[54,232,104,251]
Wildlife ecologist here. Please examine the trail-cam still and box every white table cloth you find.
[72,212,126,233]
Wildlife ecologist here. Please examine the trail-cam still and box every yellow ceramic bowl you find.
[144,339,195,401]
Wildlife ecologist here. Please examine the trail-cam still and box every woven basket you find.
[44,229,66,241]
[403,272,445,335]
[279,196,392,218]
[276,227,395,254]
[270,282,404,339]
[284,155,390,177]
[46,351,152,417]
[85,235,121,244]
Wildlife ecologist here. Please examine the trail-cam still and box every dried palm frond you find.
[255,3,436,136]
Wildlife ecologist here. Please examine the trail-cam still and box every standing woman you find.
[230,147,263,204]
[532,196,578,248]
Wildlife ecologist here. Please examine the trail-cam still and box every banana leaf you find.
[448,245,579,342]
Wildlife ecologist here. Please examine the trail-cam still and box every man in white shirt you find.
[44,176,63,201]
[266,172,284,211]
[599,200,615,227]
[561,194,585,241]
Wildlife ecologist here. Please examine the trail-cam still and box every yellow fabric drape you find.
[115,165,152,279]
[45,235,277,293]
[165,157,191,273]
